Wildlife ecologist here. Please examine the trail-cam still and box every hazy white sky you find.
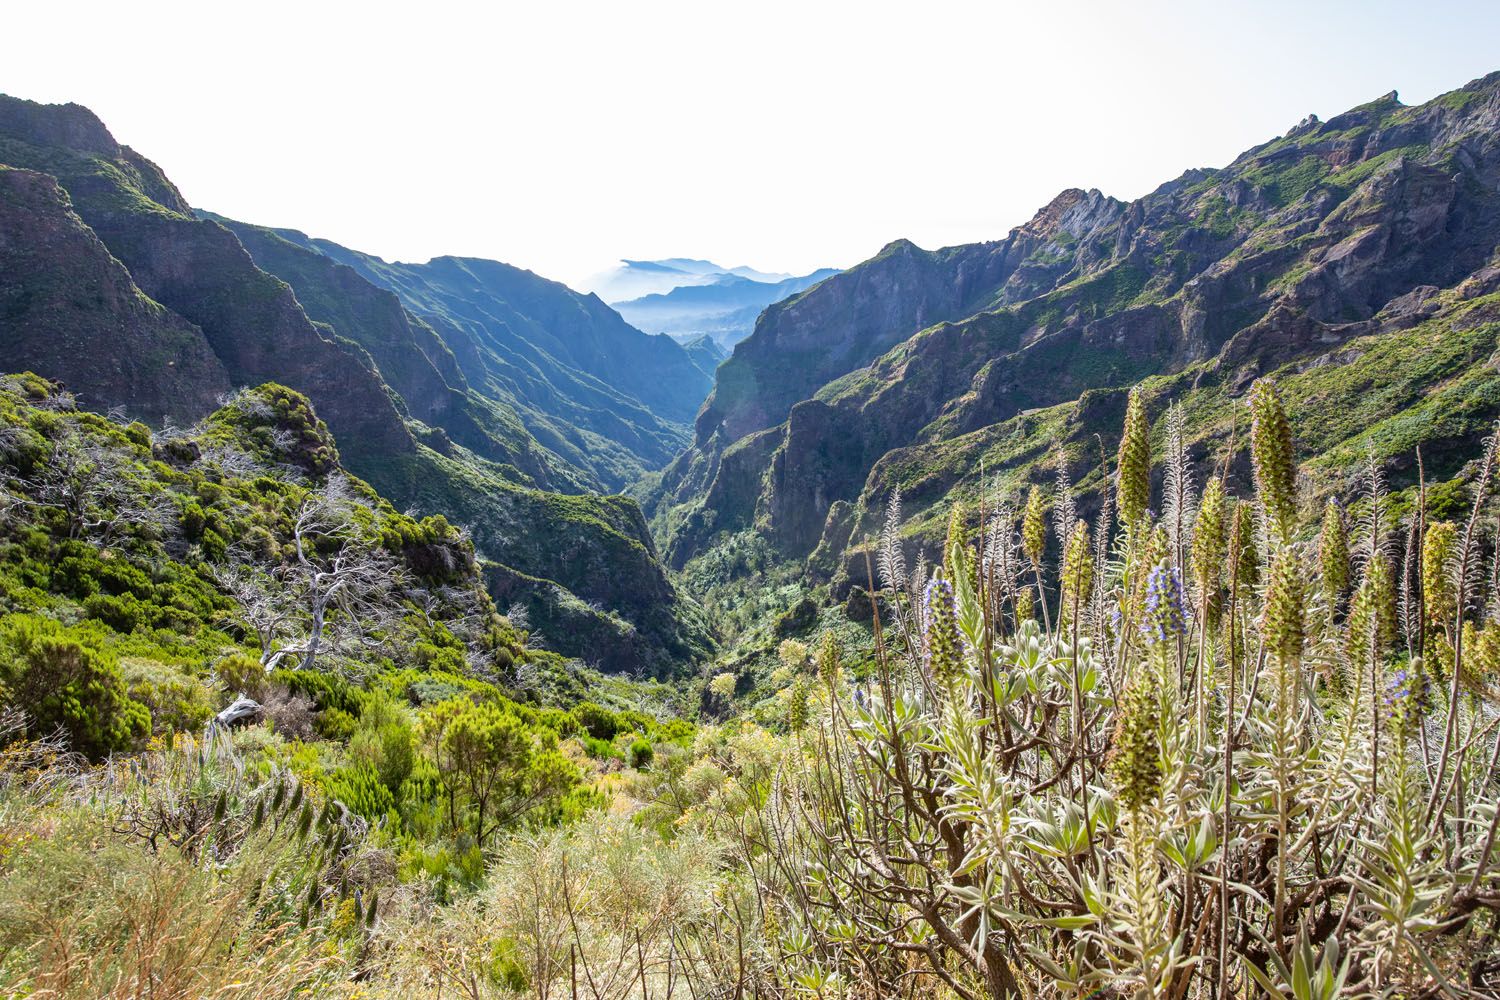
[5,1,1499,289]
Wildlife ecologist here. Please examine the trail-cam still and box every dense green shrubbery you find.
[0,614,150,756]
[0,376,725,995]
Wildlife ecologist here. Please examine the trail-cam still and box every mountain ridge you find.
[647,72,1500,586]
[0,93,711,674]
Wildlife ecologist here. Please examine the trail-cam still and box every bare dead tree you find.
[213,478,406,675]
[10,428,174,545]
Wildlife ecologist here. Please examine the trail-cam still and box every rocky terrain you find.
[646,75,1500,588]
[0,95,711,674]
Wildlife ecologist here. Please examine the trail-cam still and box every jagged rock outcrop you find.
[647,73,1500,580]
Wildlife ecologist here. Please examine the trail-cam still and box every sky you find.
[5,1,1500,291]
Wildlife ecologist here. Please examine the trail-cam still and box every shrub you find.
[214,651,267,698]
[571,701,620,740]
[257,685,318,740]
[314,705,357,741]
[0,614,148,758]
[627,737,653,769]
[120,658,215,735]
[324,762,397,821]
[350,697,416,792]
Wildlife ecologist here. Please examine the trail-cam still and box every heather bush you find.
[0,613,149,757]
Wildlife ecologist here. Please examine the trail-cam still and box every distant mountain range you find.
[586,259,839,350]
[0,94,711,674]
[645,74,1500,596]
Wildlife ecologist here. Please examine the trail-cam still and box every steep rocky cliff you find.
[648,74,1500,582]
[0,94,710,675]
[0,166,228,420]
[245,228,712,490]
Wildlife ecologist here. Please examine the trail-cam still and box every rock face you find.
[0,96,415,466]
[246,228,713,491]
[205,217,587,493]
[0,94,711,675]
[647,73,1500,576]
[0,166,228,420]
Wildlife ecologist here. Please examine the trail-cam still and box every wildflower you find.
[947,504,980,611]
[1422,521,1457,633]
[1192,476,1228,622]
[1261,546,1307,662]
[1250,379,1296,542]
[1345,553,1396,667]
[787,676,810,732]
[1463,621,1500,691]
[1318,500,1349,620]
[1060,520,1094,625]
[1117,387,1151,529]
[924,572,962,689]
[1140,562,1187,646]
[1015,587,1035,625]
[1108,674,1162,811]
[1022,486,1047,567]
[1386,659,1431,741]
[816,630,841,687]
[1229,502,1260,590]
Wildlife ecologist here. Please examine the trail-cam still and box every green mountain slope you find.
[0,165,229,421]
[648,74,1500,586]
[230,223,711,490]
[0,95,710,674]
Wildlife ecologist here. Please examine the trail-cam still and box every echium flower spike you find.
[1250,379,1297,543]
[1015,587,1035,624]
[1108,674,1163,811]
[1422,521,1457,633]
[1021,486,1047,567]
[1463,621,1500,690]
[1060,520,1094,625]
[1386,658,1431,742]
[1261,546,1307,662]
[1192,476,1228,622]
[947,503,980,609]
[1117,387,1151,529]
[1140,562,1187,646]
[924,572,962,689]
[1230,501,1260,589]
[1371,551,1399,650]
[816,630,841,687]
[1319,500,1350,621]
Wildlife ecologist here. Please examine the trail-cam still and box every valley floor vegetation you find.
[5,369,1500,998]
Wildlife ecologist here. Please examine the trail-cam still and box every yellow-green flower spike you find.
[1108,673,1162,811]
[1192,476,1228,622]
[1261,546,1307,662]
[1250,379,1296,542]
[924,572,962,689]
[1422,521,1457,633]
[1061,520,1094,625]
[1318,501,1350,620]
[1022,486,1047,567]
[1230,501,1260,590]
[1117,387,1151,529]
[816,630,842,687]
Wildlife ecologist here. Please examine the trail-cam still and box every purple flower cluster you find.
[1139,563,1187,645]
[1385,667,1427,714]
[924,575,961,684]
[924,575,954,625]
